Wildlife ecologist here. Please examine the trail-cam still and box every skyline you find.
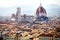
[0,0,60,17]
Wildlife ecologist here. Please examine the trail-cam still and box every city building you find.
[10,7,34,23]
[11,13,16,21]
[34,3,49,23]
[18,14,34,23]
[10,3,49,24]
[16,7,21,22]
[0,3,51,24]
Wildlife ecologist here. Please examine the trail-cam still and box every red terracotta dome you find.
[36,6,46,14]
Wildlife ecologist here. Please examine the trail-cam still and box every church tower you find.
[16,7,21,22]
[16,7,21,14]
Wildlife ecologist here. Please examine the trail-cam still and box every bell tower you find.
[16,7,21,22]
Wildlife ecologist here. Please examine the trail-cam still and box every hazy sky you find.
[0,0,60,17]
[0,0,60,7]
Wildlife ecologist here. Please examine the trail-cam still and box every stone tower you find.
[16,7,21,22]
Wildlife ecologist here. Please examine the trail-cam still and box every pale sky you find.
[0,0,60,17]
[0,0,60,7]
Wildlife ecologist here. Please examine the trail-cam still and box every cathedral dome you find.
[36,5,46,14]
[34,3,48,23]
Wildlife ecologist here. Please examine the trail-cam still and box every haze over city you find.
[0,0,60,17]
[0,0,60,40]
